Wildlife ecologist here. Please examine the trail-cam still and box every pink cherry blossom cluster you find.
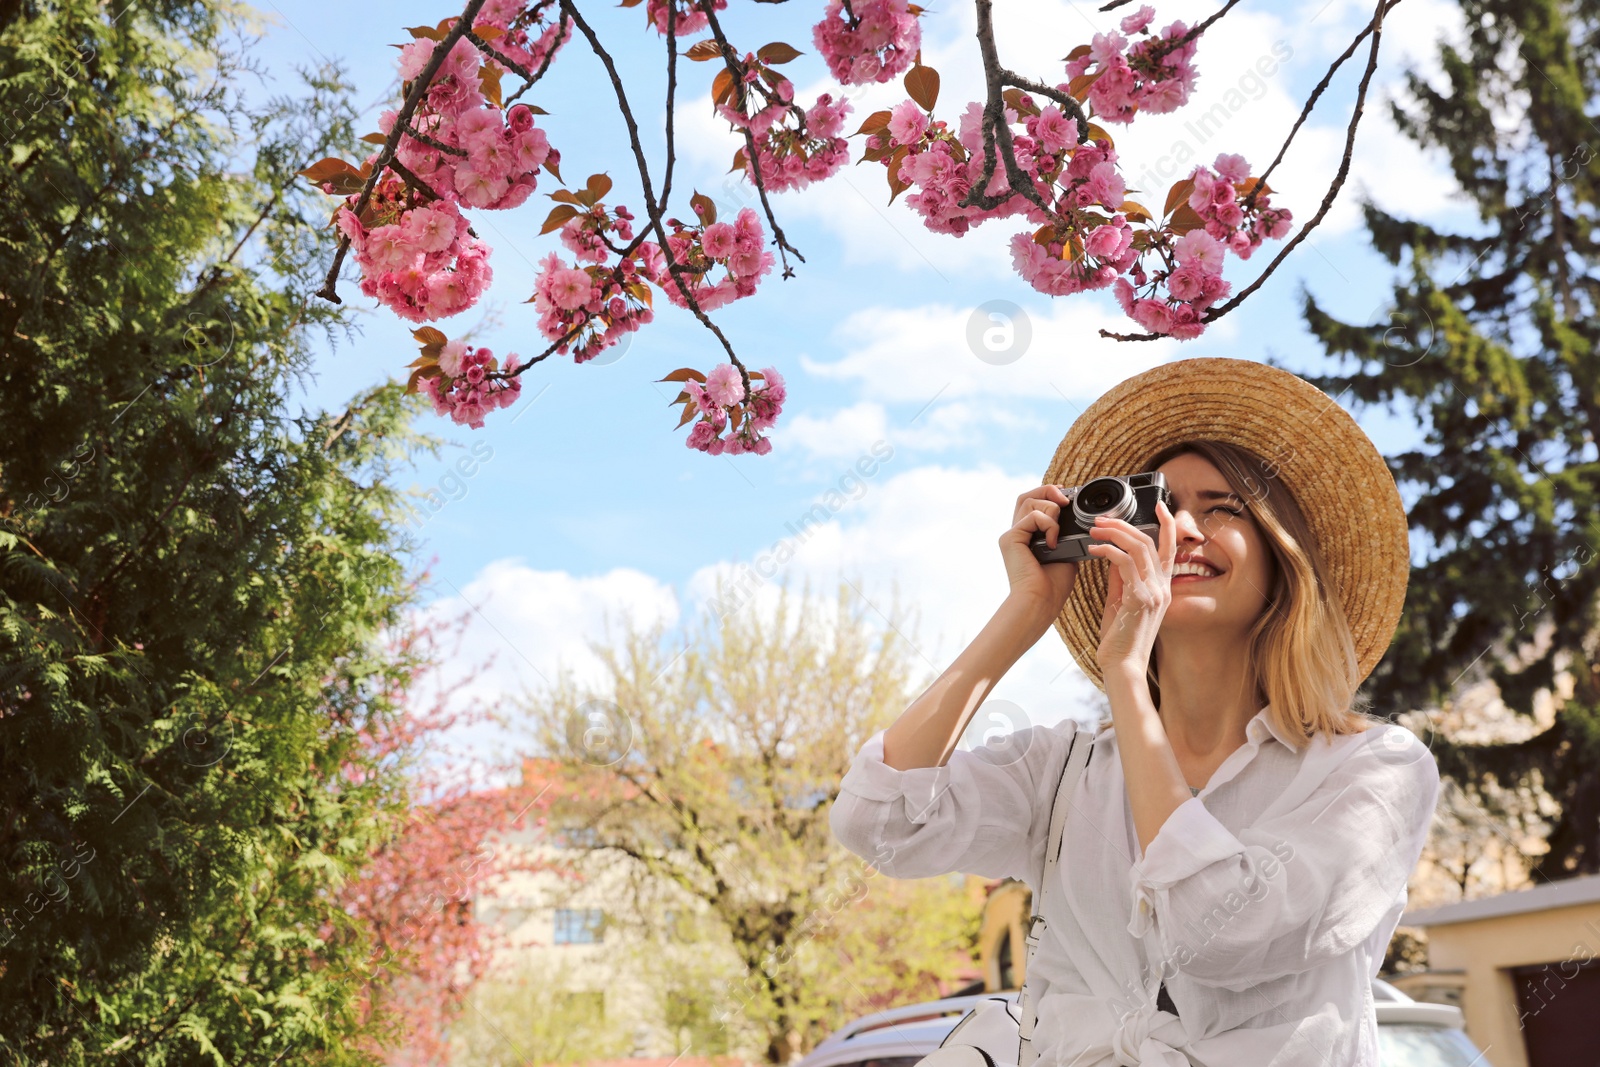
[811,0,921,85]
[473,0,571,74]
[644,0,728,36]
[683,364,787,455]
[1112,228,1226,339]
[658,206,774,312]
[715,54,796,138]
[384,97,551,211]
[335,21,559,324]
[335,180,491,325]
[867,101,1032,238]
[1010,148,1142,298]
[530,244,663,364]
[738,92,853,193]
[1065,4,1199,124]
[558,203,636,265]
[1187,153,1293,255]
[1110,153,1294,338]
[420,339,523,428]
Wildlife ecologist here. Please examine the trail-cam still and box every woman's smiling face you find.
[1154,451,1276,633]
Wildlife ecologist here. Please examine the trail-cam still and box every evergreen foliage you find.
[1,2,437,1060]
[1297,0,1600,879]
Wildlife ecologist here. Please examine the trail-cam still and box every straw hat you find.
[1042,356,1409,692]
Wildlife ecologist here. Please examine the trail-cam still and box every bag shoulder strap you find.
[1016,723,1095,1066]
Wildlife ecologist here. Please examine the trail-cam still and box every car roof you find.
[800,981,1466,1067]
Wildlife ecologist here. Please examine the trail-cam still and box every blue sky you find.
[246,0,1470,750]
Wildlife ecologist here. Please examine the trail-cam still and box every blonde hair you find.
[1113,438,1376,749]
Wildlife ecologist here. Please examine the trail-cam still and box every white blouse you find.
[829,705,1441,1067]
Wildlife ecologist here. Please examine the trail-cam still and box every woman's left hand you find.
[1086,498,1177,678]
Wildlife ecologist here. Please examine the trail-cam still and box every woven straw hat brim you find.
[1042,356,1409,692]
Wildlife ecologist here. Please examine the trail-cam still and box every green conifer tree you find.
[1296,0,1600,880]
[1,3,438,1060]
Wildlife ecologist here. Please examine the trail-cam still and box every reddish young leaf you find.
[1234,176,1273,198]
[585,172,613,201]
[1066,69,1103,102]
[478,64,503,109]
[412,326,449,347]
[359,131,387,145]
[886,144,912,202]
[1168,203,1206,234]
[1063,43,1091,62]
[712,68,734,106]
[685,39,722,61]
[904,64,939,112]
[756,41,803,64]
[676,402,699,429]
[1084,122,1114,147]
[659,367,709,383]
[542,155,563,183]
[1118,199,1154,223]
[405,363,444,393]
[297,157,361,185]
[1163,178,1196,218]
[690,190,717,224]
[548,189,582,205]
[852,109,892,136]
[540,204,581,235]
[729,147,748,174]
[1031,223,1055,247]
[522,103,549,115]
[1002,88,1040,118]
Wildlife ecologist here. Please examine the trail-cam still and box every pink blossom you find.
[813,0,921,85]
[702,222,738,260]
[888,99,928,147]
[1174,230,1224,273]
[438,339,469,378]
[548,267,592,310]
[1119,4,1156,33]
[1032,105,1080,153]
[1213,152,1250,182]
[705,363,746,407]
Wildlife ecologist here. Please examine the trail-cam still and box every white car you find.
[798,979,1485,1067]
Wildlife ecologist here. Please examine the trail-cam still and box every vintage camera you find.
[1029,471,1174,564]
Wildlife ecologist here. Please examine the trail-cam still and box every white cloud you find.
[419,462,1106,766]
[422,560,682,710]
[683,459,1105,735]
[796,297,1185,406]
[781,398,1039,461]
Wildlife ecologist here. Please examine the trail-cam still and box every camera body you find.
[1029,471,1174,564]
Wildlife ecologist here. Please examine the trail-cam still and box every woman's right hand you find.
[999,484,1080,622]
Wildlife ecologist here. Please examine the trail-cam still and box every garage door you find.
[1510,956,1600,1066]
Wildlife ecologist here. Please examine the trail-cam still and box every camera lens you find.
[1072,477,1136,527]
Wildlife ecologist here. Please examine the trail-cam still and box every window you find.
[553,907,605,944]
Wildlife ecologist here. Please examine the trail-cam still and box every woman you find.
[829,357,1440,1067]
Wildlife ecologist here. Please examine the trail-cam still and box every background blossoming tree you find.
[304,0,1397,453]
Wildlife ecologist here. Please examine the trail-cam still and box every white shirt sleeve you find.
[828,723,1072,883]
[1126,739,1441,991]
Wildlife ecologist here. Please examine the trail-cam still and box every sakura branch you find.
[301,0,1395,451]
